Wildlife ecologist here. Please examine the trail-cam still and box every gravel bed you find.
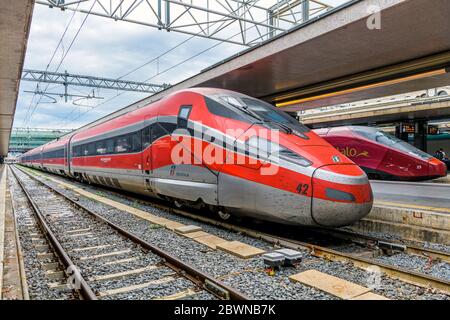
[374,253,450,280]
[27,170,450,300]
[8,170,74,300]
[341,227,450,254]
[11,168,213,300]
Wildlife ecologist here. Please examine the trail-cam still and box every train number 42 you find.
[296,183,309,195]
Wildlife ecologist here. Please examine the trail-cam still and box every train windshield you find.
[352,126,432,160]
[206,94,310,137]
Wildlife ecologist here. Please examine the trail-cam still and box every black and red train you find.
[315,126,447,181]
[19,88,373,227]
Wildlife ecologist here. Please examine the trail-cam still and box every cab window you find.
[177,105,192,128]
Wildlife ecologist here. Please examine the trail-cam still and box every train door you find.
[64,143,69,174]
[151,103,218,206]
[141,115,153,191]
[67,134,75,176]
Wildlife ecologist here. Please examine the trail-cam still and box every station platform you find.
[429,175,450,184]
[348,179,450,244]
[371,180,450,214]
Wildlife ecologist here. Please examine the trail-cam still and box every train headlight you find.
[278,148,312,167]
[245,136,312,167]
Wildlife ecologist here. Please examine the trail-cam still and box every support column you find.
[396,121,428,152]
[414,120,428,153]
[302,0,310,22]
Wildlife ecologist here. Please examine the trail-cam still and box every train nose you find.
[311,164,373,227]
[428,158,447,178]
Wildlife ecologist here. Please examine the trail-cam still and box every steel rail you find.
[9,167,97,300]
[306,227,450,264]
[15,165,249,300]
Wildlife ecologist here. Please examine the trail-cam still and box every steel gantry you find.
[22,69,170,94]
[37,0,332,46]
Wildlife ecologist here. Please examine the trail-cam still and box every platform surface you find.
[371,180,450,213]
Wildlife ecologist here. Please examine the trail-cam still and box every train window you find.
[81,144,88,156]
[240,97,310,135]
[152,123,167,142]
[204,96,248,122]
[115,135,131,153]
[106,139,114,154]
[351,127,377,141]
[375,131,400,146]
[221,96,245,108]
[177,105,192,128]
[142,126,151,148]
[73,145,82,157]
[88,143,96,156]
[96,141,107,155]
[130,132,142,152]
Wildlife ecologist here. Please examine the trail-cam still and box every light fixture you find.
[275,68,447,108]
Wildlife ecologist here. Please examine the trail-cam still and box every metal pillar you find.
[302,0,310,23]
[396,120,428,152]
[414,120,428,153]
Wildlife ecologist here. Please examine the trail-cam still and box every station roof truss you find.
[37,0,332,46]
[22,69,170,94]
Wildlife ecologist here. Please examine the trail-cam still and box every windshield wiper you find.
[263,119,293,134]
[227,103,264,123]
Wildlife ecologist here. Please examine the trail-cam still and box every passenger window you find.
[83,145,89,156]
[88,143,96,155]
[115,136,131,153]
[106,139,114,154]
[96,141,107,155]
[152,123,167,142]
[142,127,151,148]
[130,132,141,152]
[177,105,192,128]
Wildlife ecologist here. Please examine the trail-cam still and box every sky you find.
[14,0,349,131]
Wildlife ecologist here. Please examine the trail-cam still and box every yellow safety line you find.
[375,201,450,213]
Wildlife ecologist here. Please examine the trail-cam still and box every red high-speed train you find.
[315,126,447,181]
[19,88,373,227]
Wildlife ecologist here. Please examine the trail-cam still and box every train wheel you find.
[217,210,231,220]
[173,200,183,208]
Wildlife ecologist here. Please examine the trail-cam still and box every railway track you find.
[157,208,450,294]
[9,166,248,300]
[15,165,450,298]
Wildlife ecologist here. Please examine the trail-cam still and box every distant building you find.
[9,127,73,156]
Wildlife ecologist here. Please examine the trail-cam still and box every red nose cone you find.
[429,158,447,178]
